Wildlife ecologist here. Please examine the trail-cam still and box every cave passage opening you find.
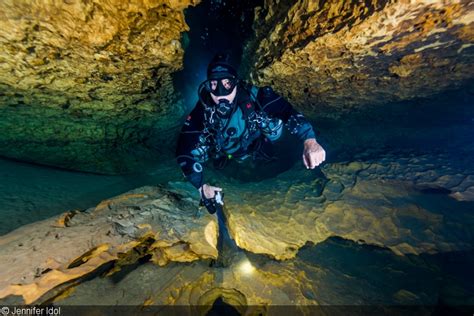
[173,0,263,110]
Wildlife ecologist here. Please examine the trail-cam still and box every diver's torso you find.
[211,102,261,158]
[219,106,247,154]
[196,84,283,162]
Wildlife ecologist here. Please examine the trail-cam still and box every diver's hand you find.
[199,184,224,215]
[199,184,222,199]
[303,138,326,169]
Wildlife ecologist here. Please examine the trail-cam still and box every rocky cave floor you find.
[0,141,473,310]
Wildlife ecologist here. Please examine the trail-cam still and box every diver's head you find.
[205,53,238,118]
[207,52,238,83]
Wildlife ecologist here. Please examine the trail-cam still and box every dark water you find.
[0,157,181,236]
[294,237,474,306]
[173,0,263,110]
[315,87,474,165]
[408,190,474,250]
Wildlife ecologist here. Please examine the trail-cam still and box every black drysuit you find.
[176,84,316,189]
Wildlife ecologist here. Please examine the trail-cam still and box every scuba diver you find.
[176,53,326,214]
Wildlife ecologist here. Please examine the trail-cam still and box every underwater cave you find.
[0,0,473,314]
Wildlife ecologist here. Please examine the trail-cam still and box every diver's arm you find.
[257,86,316,141]
[176,103,206,189]
[176,104,224,200]
[257,86,326,168]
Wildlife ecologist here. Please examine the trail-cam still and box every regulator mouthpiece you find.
[216,99,233,119]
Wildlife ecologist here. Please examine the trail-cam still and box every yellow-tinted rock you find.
[244,0,473,116]
[0,0,198,173]
[0,185,217,304]
[221,152,473,259]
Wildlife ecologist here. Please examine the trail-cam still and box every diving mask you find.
[203,77,237,97]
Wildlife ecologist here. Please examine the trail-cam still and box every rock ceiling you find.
[243,0,474,117]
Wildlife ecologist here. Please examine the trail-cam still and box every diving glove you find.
[200,191,224,214]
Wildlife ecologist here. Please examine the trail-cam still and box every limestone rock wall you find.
[0,0,198,173]
[243,0,474,117]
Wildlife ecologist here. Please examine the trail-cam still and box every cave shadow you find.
[296,237,474,306]
[108,254,153,284]
[206,296,240,316]
[233,236,473,307]
[310,84,474,166]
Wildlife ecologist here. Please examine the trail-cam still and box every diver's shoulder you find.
[256,85,279,101]
[239,81,277,99]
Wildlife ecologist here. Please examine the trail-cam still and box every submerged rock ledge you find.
[223,151,474,259]
[0,185,217,304]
